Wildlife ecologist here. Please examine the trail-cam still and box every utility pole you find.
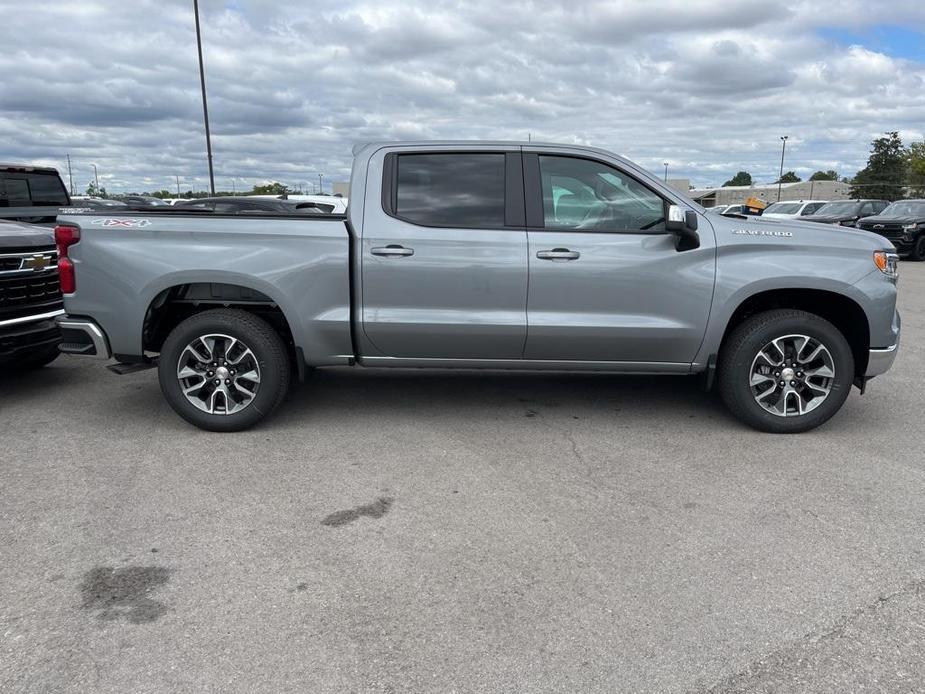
[663,162,669,182]
[777,135,788,202]
[193,0,215,195]
[91,164,99,194]
[66,154,74,196]
[232,179,236,194]
[176,175,181,197]
[318,173,324,194]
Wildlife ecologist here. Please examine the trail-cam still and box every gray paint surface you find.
[57,141,899,372]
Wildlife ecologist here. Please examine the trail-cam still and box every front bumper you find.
[865,310,900,378]
[0,310,63,360]
[56,316,111,359]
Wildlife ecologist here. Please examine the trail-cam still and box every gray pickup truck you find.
[55,142,900,433]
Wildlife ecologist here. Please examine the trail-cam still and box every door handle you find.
[371,245,414,258]
[536,248,580,261]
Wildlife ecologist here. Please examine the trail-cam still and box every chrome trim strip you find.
[866,344,898,378]
[55,318,112,360]
[0,308,65,327]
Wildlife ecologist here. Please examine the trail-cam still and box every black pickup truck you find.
[856,199,925,260]
[0,162,70,368]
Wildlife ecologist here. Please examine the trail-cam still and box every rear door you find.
[522,151,715,364]
[360,148,528,359]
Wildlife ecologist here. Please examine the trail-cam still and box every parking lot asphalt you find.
[2,264,924,694]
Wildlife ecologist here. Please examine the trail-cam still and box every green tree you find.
[775,171,801,183]
[722,171,752,187]
[907,141,925,197]
[809,170,838,181]
[150,190,172,199]
[251,182,290,195]
[86,181,107,197]
[850,131,906,200]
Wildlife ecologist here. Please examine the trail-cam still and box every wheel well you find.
[143,283,296,357]
[722,289,870,376]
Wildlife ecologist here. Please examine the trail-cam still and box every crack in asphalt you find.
[702,577,925,693]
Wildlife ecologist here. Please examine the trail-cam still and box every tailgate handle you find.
[536,248,580,261]
[371,245,414,258]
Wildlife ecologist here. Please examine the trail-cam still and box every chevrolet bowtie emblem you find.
[22,254,49,271]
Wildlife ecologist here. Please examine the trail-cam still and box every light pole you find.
[777,135,788,202]
[318,174,324,194]
[91,164,100,195]
[663,162,669,182]
[176,175,181,197]
[193,0,215,195]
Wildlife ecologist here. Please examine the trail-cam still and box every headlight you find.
[902,223,918,231]
[873,251,899,279]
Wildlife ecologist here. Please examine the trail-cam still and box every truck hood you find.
[709,213,893,252]
[0,219,55,249]
[856,215,924,226]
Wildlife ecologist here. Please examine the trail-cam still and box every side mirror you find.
[666,204,700,251]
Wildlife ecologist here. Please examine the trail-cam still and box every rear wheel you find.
[718,309,854,433]
[910,234,925,262]
[158,309,290,432]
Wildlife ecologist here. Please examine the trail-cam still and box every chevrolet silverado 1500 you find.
[54,142,900,433]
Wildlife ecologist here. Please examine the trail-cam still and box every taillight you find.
[54,225,80,294]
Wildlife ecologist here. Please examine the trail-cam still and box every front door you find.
[523,152,715,364]
[361,150,528,359]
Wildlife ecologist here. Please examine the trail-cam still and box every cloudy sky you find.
[1,0,924,194]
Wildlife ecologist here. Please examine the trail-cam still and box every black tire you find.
[158,309,290,432]
[11,343,60,370]
[910,234,925,262]
[717,309,854,433]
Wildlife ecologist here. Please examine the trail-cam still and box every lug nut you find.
[207,371,213,376]
[225,379,231,385]
[790,380,796,386]
[214,379,220,385]
[779,381,785,386]
[774,371,780,377]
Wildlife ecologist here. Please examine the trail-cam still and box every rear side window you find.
[393,153,506,228]
[0,172,69,207]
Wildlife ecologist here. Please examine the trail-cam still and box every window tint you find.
[860,202,874,216]
[801,203,824,215]
[537,156,665,232]
[394,153,506,228]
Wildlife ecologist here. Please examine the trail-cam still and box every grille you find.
[857,222,904,241]
[0,267,63,322]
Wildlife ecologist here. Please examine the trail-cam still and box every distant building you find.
[689,180,851,207]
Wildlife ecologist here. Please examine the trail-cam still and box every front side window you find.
[394,153,506,228]
[537,155,665,232]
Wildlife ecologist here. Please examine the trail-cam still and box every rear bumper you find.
[56,316,111,359]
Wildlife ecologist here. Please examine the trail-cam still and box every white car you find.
[251,194,348,214]
[762,200,828,220]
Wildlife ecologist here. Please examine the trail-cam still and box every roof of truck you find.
[0,163,61,173]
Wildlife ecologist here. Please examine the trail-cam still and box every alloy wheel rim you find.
[176,333,261,415]
[749,334,835,417]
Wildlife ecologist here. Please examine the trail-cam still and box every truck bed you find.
[56,210,355,365]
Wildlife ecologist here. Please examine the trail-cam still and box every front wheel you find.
[909,234,925,262]
[158,309,291,432]
[718,309,854,433]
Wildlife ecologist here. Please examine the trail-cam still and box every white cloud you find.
[0,0,923,192]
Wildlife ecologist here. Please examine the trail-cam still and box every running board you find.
[107,360,157,375]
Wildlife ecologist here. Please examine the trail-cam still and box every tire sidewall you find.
[721,313,854,433]
[158,312,287,432]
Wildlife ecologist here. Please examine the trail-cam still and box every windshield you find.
[880,201,925,217]
[764,202,802,214]
[813,201,858,216]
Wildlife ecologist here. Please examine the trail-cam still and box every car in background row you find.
[173,196,334,214]
[119,195,172,208]
[706,205,729,215]
[857,199,925,261]
[251,194,348,214]
[802,200,889,227]
[761,200,827,219]
[0,164,70,223]
[69,196,128,209]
